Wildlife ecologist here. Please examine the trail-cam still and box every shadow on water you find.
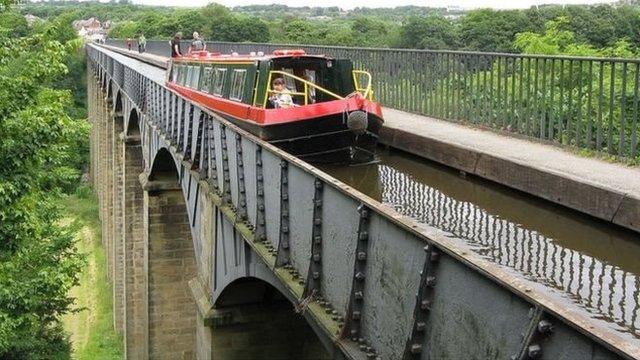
[320,147,640,337]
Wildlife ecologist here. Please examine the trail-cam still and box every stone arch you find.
[106,79,114,104]
[101,71,107,91]
[148,147,179,183]
[209,277,332,359]
[114,89,123,115]
[144,147,197,359]
[126,108,140,138]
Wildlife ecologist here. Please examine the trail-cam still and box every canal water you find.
[321,147,640,337]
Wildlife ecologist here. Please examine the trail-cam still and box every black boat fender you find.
[347,110,368,135]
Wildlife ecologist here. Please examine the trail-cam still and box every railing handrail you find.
[352,70,373,100]
[263,70,343,107]
[109,38,640,63]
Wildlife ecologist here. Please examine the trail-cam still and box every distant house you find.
[24,14,42,27]
[74,17,108,43]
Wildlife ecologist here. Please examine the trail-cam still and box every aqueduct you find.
[87,43,637,359]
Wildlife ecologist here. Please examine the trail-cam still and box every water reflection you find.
[321,149,640,337]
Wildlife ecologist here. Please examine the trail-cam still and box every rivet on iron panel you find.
[282,194,289,200]
[259,204,265,211]
[315,181,323,189]
[426,276,436,287]
[537,320,553,334]
[359,344,367,351]
[527,344,542,359]
[257,189,264,196]
[314,236,322,245]
[312,272,320,279]
[430,251,440,262]
[282,242,289,249]
[313,254,321,262]
[410,344,422,354]
[355,291,363,300]
[315,200,323,206]
[416,322,426,331]
[280,160,287,168]
[420,299,431,311]
[355,272,365,281]
[353,311,361,320]
[239,174,244,180]
[357,252,367,261]
[257,175,263,181]
[282,226,289,233]
[360,209,369,218]
[314,218,322,225]
[366,352,376,359]
[359,231,368,241]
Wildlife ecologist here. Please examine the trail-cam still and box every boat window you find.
[178,64,187,85]
[201,67,214,93]
[280,68,296,90]
[230,69,247,101]
[212,68,227,96]
[186,65,194,87]
[171,64,179,83]
[189,65,201,89]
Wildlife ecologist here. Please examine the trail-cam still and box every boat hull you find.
[167,82,383,164]
[228,112,383,164]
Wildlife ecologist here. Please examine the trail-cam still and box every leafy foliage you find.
[0,2,87,358]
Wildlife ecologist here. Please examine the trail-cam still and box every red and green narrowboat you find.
[166,49,383,164]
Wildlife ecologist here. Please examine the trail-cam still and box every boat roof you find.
[172,49,332,64]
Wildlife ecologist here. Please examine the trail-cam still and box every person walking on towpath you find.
[171,32,182,58]
[138,34,146,53]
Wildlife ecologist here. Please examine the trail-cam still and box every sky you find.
[132,0,618,10]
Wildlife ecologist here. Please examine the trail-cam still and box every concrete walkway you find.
[380,108,640,233]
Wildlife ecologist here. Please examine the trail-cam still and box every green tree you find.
[0,2,86,358]
[0,10,28,37]
[459,9,532,52]
[396,15,458,49]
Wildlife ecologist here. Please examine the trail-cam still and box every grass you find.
[59,186,124,360]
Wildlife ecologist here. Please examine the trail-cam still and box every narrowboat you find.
[165,49,383,164]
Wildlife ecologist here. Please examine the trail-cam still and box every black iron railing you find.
[106,39,640,160]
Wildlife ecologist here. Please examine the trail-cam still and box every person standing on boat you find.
[126,38,132,51]
[189,32,206,53]
[171,32,182,58]
[269,78,293,108]
[138,34,146,53]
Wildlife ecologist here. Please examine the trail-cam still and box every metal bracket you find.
[185,107,201,163]
[235,133,248,223]
[343,203,380,359]
[219,124,232,205]
[254,146,266,243]
[276,160,291,267]
[205,116,219,193]
[304,177,324,297]
[512,307,554,360]
[402,243,440,359]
